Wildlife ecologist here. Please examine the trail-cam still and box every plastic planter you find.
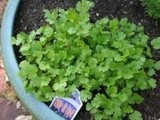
[0,1,64,120]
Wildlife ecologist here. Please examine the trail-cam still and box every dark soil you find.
[13,0,160,120]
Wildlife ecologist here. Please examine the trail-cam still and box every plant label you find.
[49,89,83,120]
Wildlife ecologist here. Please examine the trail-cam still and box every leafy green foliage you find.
[141,0,160,19]
[12,0,158,119]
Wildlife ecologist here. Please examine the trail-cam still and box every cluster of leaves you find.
[141,0,160,19]
[12,0,160,120]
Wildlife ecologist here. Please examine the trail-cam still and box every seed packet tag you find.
[49,89,83,120]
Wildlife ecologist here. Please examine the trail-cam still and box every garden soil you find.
[14,0,160,120]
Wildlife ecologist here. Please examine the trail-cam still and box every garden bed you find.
[13,0,160,119]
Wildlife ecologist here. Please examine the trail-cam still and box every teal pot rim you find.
[0,0,64,120]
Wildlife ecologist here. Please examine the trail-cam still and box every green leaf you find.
[122,88,132,97]
[86,103,93,111]
[76,0,94,13]
[147,68,155,76]
[20,44,30,53]
[151,37,160,49]
[95,18,109,29]
[119,18,128,26]
[36,60,50,71]
[47,50,56,61]
[39,76,51,87]
[44,9,58,24]
[126,79,136,88]
[129,111,142,120]
[143,59,155,68]
[53,81,67,91]
[107,86,118,97]
[80,90,92,102]
[67,27,76,34]
[132,93,144,104]
[114,107,122,117]
[28,30,36,43]
[136,78,148,90]
[44,26,54,37]
[94,113,103,120]
[148,78,157,89]
[67,8,79,21]
[109,19,119,30]
[118,93,128,102]
[122,105,133,114]
[19,61,38,79]
[45,92,55,101]
[12,32,28,45]
[154,61,160,70]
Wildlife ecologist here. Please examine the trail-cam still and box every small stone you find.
[16,101,21,109]
[15,115,33,120]
[130,1,133,4]
[96,13,99,16]
[123,11,127,14]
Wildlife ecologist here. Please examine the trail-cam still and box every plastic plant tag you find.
[49,89,83,120]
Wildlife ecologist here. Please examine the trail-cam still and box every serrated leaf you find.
[154,61,160,70]
[136,78,148,90]
[12,32,28,45]
[67,8,79,21]
[19,61,38,79]
[86,103,93,111]
[36,60,50,71]
[132,93,144,104]
[76,0,94,13]
[47,50,56,61]
[143,59,155,68]
[148,78,157,89]
[67,27,76,34]
[44,26,54,37]
[109,19,119,30]
[151,37,160,49]
[114,107,122,117]
[107,86,118,97]
[20,44,30,53]
[123,105,133,114]
[129,111,142,120]
[28,30,36,43]
[53,81,67,91]
[80,90,92,102]
[45,92,55,101]
[94,113,103,120]
[44,9,58,24]
[40,76,51,87]
[118,93,128,102]
[95,18,109,29]
[147,68,155,76]
[119,18,128,26]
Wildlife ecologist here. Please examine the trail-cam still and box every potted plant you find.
[1,0,160,120]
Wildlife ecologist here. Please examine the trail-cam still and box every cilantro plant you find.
[141,0,160,19]
[12,0,160,120]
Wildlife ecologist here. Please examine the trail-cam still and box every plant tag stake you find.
[49,89,83,120]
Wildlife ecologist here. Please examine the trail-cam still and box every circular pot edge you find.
[0,0,64,120]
